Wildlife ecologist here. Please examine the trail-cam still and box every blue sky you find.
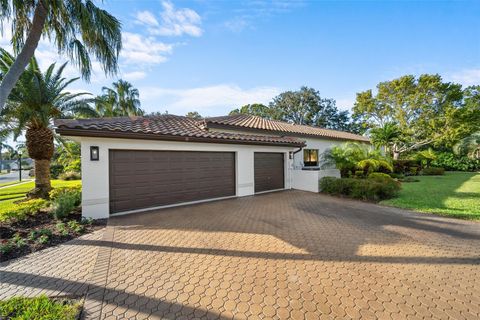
[2,0,479,117]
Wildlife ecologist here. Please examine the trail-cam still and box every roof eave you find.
[55,128,306,148]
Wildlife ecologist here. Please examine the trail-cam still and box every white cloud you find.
[139,84,281,114]
[122,71,147,81]
[449,68,480,87]
[335,97,356,111]
[136,1,202,37]
[120,32,173,64]
[224,17,250,32]
[135,11,159,28]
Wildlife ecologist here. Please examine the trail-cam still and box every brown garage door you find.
[254,152,284,193]
[109,150,236,214]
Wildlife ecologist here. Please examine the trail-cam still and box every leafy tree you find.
[95,80,144,117]
[353,74,476,159]
[186,111,202,119]
[229,103,272,118]
[0,0,122,110]
[321,142,392,177]
[0,50,96,198]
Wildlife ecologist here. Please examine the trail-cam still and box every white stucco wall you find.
[73,136,294,219]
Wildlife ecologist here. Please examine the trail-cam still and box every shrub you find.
[393,159,422,175]
[421,167,445,175]
[319,176,400,201]
[389,173,404,179]
[0,240,13,255]
[52,192,79,220]
[59,171,81,181]
[431,152,480,172]
[368,172,392,180]
[56,222,69,236]
[36,235,50,245]
[0,199,49,223]
[67,220,85,234]
[50,164,64,179]
[11,233,26,248]
[401,176,420,182]
[49,186,81,206]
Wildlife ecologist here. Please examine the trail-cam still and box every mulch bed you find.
[0,209,107,263]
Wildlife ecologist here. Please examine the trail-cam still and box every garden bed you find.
[0,208,106,262]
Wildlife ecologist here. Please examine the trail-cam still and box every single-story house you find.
[54,114,369,219]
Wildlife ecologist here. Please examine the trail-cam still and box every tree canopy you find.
[353,74,479,158]
[95,80,144,117]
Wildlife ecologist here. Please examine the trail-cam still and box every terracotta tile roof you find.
[54,115,305,147]
[205,114,370,142]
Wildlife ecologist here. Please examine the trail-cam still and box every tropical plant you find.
[0,50,96,198]
[369,122,402,158]
[321,142,393,177]
[0,0,122,110]
[454,132,480,159]
[95,80,144,117]
[413,148,437,168]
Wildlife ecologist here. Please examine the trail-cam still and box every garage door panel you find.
[109,150,236,213]
[254,152,284,193]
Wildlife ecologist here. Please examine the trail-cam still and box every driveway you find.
[1,190,480,319]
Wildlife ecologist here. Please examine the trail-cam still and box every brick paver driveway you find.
[2,190,480,319]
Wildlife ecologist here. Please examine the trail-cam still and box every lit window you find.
[303,149,318,167]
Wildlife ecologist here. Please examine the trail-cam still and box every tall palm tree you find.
[0,0,122,110]
[454,132,480,159]
[0,49,96,198]
[369,122,402,159]
[95,79,144,117]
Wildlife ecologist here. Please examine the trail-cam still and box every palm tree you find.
[95,79,144,117]
[369,122,402,159]
[0,0,122,110]
[0,49,96,198]
[321,142,393,177]
[454,132,480,159]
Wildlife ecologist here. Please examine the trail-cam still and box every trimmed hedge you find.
[319,176,401,201]
[421,167,445,176]
[393,159,422,176]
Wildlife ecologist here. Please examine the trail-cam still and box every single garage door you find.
[109,150,236,214]
[254,152,284,193]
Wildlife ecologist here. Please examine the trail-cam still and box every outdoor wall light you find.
[90,146,99,161]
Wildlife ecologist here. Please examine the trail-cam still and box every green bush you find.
[389,173,405,179]
[56,222,69,236]
[49,186,81,206]
[0,295,81,320]
[431,152,480,172]
[36,235,50,245]
[58,171,81,181]
[0,199,49,222]
[368,172,392,180]
[421,167,445,175]
[64,159,81,173]
[0,241,13,255]
[51,190,80,220]
[400,176,420,182]
[393,159,422,175]
[319,176,400,201]
[67,220,85,234]
[50,164,64,179]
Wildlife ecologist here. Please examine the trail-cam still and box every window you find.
[303,149,319,167]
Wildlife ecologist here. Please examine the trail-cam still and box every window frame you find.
[303,148,319,167]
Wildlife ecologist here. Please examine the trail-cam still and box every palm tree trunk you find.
[32,159,52,198]
[0,1,47,110]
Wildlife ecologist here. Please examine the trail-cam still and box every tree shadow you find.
[0,270,230,320]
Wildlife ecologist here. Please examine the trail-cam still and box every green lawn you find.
[0,180,81,213]
[0,295,81,320]
[381,172,480,220]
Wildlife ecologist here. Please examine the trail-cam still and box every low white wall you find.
[74,136,294,219]
[292,168,341,193]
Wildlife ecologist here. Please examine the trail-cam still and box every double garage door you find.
[109,150,284,214]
